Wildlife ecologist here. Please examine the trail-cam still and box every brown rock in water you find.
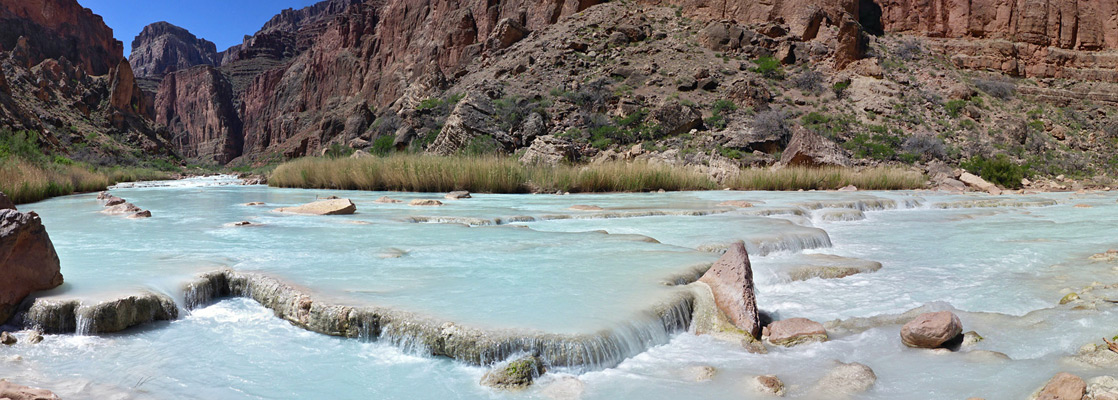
[25,330,43,344]
[101,195,126,206]
[1033,372,1086,400]
[718,200,753,208]
[778,127,851,168]
[274,199,357,215]
[128,210,153,219]
[480,355,545,390]
[763,317,828,346]
[0,209,63,324]
[0,331,15,345]
[697,241,761,338]
[900,311,963,348]
[101,203,143,215]
[0,192,14,210]
[752,375,786,396]
[409,199,443,207]
[0,380,60,400]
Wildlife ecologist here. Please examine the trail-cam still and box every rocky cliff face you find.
[0,0,172,165]
[155,66,242,164]
[129,22,218,79]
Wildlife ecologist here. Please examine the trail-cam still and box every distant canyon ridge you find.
[1,0,1117,166]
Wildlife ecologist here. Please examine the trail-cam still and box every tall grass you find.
[0,158,173,204]
[725,166,927,190]
[268,155,717,193]
[268,155,927,193]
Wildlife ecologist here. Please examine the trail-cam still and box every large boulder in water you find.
[763,317,828,346]
[0,209,63,324]
[273,199,356,215]
[0,380,60,400]
[1029,372,1086,400]
[697,241,761,338]
[901,311,963,349]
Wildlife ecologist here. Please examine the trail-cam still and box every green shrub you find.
[751,56,784,80]
[371,136,395,156]
[961,155,1027,188]
[944,99,967,118]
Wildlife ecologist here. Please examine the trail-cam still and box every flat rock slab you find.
[764,317,828,346]
[274,199,356,215]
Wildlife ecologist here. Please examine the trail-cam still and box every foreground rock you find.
[273,199,356,215]
[480,355,545,390]
[697,241,761,338]
[901,311,963,349]
[763,318,828,347]
[1029,372,1086,400]
[0,209,63,324]
[0,381,60,400]
[1,192,15,210]
[25,292,177,334]
[813,362,877,395]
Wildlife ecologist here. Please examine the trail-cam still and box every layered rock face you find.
[0,208,63,324]
[0,0,122,75]
[155,66,243,163]
[129,22,218,79]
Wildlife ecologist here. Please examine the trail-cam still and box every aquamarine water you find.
[2,176,1117,399]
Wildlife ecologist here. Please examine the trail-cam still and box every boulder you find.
[752,375,786,396]
[538,375,584,400]
[480,355,545,390]
[959,172,1002,195]
[427,94,510,156]
[128,210,152,219]
[900,311,963,348]
[651,101,703,137]
[101,203,142,215]
[0,331,15,345]
[1030,372,1086,400]
[763,317,828,346]
[0,381,60,400]
[487,18,531,50]
[273,199,356,215]
[409,199,443,206]
[243,202,266,206]
[697,241,761,338]
[519,135,575,166]
[698,22,745,51]
[0,210,63,324]
[25,330,43,344]
[375,196,403,204]
[101,195,126,206]
[445,191,471,200]
[778,127,851,168]
[813,362,877,395]
[0,192,14,210]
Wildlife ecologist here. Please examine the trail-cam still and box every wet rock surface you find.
[23,292,177,334]
[1029,372,1087,400]
[763,317,828,346]
[0,209,63,324]
[812,362,877,395]
[480,355,545,390]
[273,199,356,215]
[900,311,963,349]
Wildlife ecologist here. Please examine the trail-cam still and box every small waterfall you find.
[74,312,93,335]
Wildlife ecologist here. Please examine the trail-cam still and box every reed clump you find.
[269,155,927,193]
[0,158,174,204]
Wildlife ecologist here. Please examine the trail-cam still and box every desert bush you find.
[791,70,824,94]
[901,135,947,161]
[896,39,923,61]
[371,136,395,156]
[974,79,1016,100]
[752,110,789,140]
[751,56,784,80]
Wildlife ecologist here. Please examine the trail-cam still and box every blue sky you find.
[79,0,321,54]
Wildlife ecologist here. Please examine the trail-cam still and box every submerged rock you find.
[751,375,786,397]
[375,196,403,204]
[785,254,882,281]
[763,317,828,346]
[0,381,60,400]
[101,196,127,206]
[538,375,584,400]
[480,355,546,390]
[1071,342,1118,368]
[409,199,443,207]
[1029,372,1086,400]
[101,203,142,215]
[813,362,877,395]
[718,200,753,208]
[24,330,43,344]
[682,365,717,382]
[569,205,604,211]
[900,311,963,349]
[697,241,761,338]
[274,199,356,215]
[243,202,266,206]
[445,191,472,200]
[0,331,15,345]
[0,209,63,324]
[961,331,984,347]
[128,210,153,219]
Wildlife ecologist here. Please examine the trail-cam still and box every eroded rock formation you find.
[129,22,219,79]
[155,65,243,163]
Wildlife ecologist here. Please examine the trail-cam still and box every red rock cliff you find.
[0,0,124,75]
